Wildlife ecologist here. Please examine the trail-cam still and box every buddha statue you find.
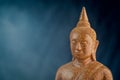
[55,7,113,80]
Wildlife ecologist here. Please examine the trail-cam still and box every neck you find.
[72,57,93,67]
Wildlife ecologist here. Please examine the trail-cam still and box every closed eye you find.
[82,41,88,44]
[73,40,76,43]
[71,39,76,44]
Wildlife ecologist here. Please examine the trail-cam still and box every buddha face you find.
[70,31,95,60]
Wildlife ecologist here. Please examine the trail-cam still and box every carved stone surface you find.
[55,7,113,80]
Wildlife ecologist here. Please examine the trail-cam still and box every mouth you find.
[74,50,83,54]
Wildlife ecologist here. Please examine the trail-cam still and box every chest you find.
[60,64,100,80]
[60,67,81,80]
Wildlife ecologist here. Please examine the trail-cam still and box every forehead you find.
[70,32,92,41]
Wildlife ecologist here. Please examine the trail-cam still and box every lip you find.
[75,50,79,53]
[74,50,82,53]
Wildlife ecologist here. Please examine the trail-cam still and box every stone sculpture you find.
[55,7,113,80]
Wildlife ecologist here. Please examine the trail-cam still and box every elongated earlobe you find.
[96,40,99,49]
[91,40,99,61]
[93,40,99,54]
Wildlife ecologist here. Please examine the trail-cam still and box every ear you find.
[95,40,99,50]
[91,40,99,61]
[92,40,99,52]
[93,40,99,53]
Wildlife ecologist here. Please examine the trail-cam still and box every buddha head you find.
[70,7,99,61]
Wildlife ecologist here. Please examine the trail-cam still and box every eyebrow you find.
[71,39,77,41]
[82,41,88,43]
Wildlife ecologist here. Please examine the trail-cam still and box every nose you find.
[76,42,82,50]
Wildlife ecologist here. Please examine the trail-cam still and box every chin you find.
[73,54,91,60]
[73,54,83,59]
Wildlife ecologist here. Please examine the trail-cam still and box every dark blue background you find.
[0,0,119,80]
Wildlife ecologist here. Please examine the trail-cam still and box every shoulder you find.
[97,62,112,76]
[92,61,113,80]
[55,62,73,80]
[100,65,113,79]
[56,62,72,74]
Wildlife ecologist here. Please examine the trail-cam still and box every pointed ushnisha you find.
[77,7,90,27]
[79,7,88,21]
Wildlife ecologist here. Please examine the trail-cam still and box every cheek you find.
[70,42,75,48]
[84,45,92,53]
[89,45,93,53]
[70,43,74,51]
